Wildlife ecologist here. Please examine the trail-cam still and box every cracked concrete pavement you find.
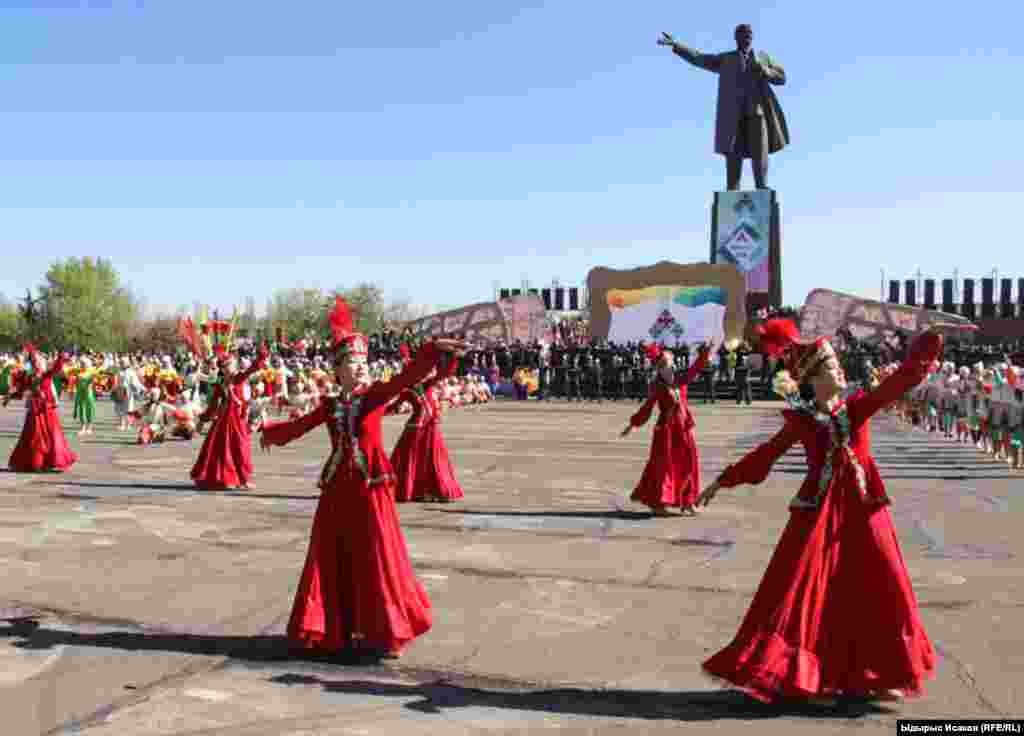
[0,397,1021,734]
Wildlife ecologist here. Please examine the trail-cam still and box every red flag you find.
[177,317,202,357]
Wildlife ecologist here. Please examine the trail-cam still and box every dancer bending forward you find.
[621,341,712,516]
[391,347,463,503]
[8,347,78,473]
[260,297,468,658]
[698,319,972,704]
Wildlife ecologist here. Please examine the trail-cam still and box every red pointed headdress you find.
[755,318,836,395]
[213,343,229,365]
[755,319,800,359]
[328,296,367,359]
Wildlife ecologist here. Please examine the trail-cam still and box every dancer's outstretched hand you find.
[433,338,471,355]
[921,322,978,337]
[697,481,721,507]
[620,425,633,438]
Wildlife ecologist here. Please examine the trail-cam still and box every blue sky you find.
[0,1,1021,316]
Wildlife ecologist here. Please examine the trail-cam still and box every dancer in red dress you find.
[260,298,468,658]
[190,344,267,490]
[621,341,714,516]
[8,346,78,473]
[697,320,974,704]
[391,344,464,503]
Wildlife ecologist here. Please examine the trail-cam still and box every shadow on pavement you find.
[37,480,318,501]
[0,618,890,723]
[427,509,657,521]
[39,480,195,491]
[269,672,892,722]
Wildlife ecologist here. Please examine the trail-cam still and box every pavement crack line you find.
[934,643,1005,716]
[19,600,296,735]
[45,657,222,736]
[442,643,482,673]
[411,560,741,596]
[68,703,407,736]
[643,551,670,586]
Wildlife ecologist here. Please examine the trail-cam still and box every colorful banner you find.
[407,296,545,345]
[408,301,506,343]
[800,288,973,343]
[497,294,547,343]
[714,190,771,294]
[605,285,727,346]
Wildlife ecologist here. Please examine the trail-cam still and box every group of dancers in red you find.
[3,300,974,705]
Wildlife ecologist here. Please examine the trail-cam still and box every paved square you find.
[1,398,1020,734]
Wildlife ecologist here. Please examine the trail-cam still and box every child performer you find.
[170,394,200,440]
[247,382,272,432]
[1011,394,1024,471]
[697,319,975,705]
[620,340,714,516]
[260,297,468,660]
[73,356,99,436]
[113,357,144,432]
[135,388,174,445]
[8,347,78,473]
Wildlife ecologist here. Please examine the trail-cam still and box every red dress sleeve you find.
[37,355,67,395]
[233,356,267,386]
[717,414,803,488]
[430,351,460,385]
[361,342,444,415]
[42,355,67,382]
[199,384,223,422]
[681,350,710,385]
[849,333,943,424]
[385,388,415,415]
[261,400,329,448]
[630,385,659,428]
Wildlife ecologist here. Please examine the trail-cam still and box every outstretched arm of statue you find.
[658,32,722,72]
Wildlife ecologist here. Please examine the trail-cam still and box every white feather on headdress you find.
[772,370,799,399]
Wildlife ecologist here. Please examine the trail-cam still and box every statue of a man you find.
[659,24,790,190]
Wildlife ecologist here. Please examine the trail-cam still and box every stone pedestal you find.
[709,190,781,314]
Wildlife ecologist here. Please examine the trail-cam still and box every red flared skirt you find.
[287,467,432,653]
[190,409,253,490]
[391,423,464,502]
[631,418,700,508]
[702,474,936,701]
[8,405,78,473]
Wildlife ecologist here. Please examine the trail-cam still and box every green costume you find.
[73,371,97,424]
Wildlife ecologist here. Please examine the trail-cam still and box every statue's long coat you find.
[673,45,790,158]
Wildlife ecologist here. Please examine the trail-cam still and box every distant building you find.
[886,274,1024,342]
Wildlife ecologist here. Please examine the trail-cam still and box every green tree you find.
[39,257,138,351]
[265,283,419,343]
[334,282,387,335]
[382,297,432,327]
[268,287,327,340]
[0,295,25,350]
[127,315,180,354]
[240,296,258,338]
